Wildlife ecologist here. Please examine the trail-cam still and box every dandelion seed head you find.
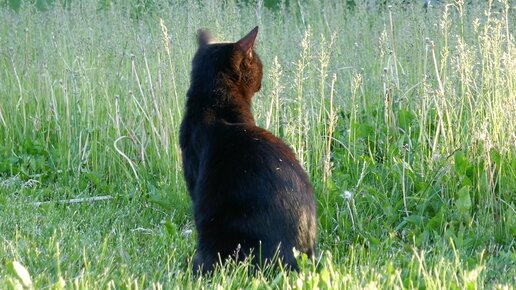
[343,190,353,200]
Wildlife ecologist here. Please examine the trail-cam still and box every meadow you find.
[0,0,515,288]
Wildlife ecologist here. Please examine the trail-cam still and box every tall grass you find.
[0,0,514,288]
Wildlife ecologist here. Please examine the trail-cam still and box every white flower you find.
[292,247,300,258]
[343,190,353,200]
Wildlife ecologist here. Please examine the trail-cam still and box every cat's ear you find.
[197,29,212,47]
[236,26,258,59]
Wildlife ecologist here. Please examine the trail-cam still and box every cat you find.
[179,26,316,274]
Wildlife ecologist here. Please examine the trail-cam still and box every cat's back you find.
[214,122,296,159]
[201,122,313,198]
[211,122,300,167]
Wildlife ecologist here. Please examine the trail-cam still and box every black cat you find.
[179,26,316,274]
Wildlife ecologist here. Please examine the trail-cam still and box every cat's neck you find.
[186,92,255,125]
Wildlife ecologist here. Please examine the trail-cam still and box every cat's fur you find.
[179,26,316,274]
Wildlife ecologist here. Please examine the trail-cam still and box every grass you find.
[0,0,515,288]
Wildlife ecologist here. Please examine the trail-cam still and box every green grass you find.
[0,0,515,288]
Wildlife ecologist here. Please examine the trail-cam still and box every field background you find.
[0,0,515,288]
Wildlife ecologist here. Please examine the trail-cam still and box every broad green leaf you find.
[456,185,472,220]
[320,267,331,288]
[428,207,445,231]
[351,122,375,139]
[405,215,425,227]
[489,148,501,165]
[397,109,415,130]
[164,219,178,236]
[84,172,102,187]
[454,151,471,176]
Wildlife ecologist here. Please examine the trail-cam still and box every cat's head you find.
[189,27,263,101]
